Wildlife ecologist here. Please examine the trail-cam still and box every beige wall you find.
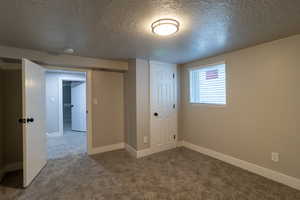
[124,60,137,149]
[124,59,150,151]
[2,69,23,165]
[181,34,300,179]
[91,70,125,148]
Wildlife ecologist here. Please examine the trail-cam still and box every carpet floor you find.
[47,130,86,159]
[1,147,299,200]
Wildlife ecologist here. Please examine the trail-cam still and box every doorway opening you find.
[45,70,87,159]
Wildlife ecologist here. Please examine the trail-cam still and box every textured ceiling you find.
[0,0,300,64]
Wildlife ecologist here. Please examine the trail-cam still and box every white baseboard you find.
[46,132,61,137]
[183,141,300,191]
[89,142,125,155]
[125,144,137,158]
[176,140,184,147]
[137,148,152,158]
[125,144,153,158]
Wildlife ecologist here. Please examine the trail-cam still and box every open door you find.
[71,81,87,131]
[22,59,47,187]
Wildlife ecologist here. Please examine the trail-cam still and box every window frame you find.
[187,61,227,106]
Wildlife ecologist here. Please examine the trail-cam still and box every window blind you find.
[189,64,226,105]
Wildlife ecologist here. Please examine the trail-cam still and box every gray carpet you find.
[47,130,86,159]
[1,148,300,200]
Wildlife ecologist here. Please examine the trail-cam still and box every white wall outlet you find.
[143,136,148,144]
[271,152,279,162]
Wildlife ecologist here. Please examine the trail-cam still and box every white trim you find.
[176,140,184,147]
[89,143,125,155]
[46,132,61,137]
[182,141,300,191]
[137,148,152,158]
[125,144,153,159]
[58,76,86,136]
[125,144,137,158]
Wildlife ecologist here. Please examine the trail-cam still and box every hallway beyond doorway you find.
[47,130,86,159]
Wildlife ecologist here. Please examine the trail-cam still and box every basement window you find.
[189,63,226,105]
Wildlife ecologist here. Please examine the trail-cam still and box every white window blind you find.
[189,63,226,105]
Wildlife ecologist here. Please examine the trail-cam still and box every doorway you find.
[45,70,87,159]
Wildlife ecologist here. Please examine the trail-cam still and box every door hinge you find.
[173,73,175,79]
[173,104,176,109]
[173,135,176,140]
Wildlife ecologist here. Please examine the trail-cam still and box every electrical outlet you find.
[143,136,148,144]
[271,152,279,162]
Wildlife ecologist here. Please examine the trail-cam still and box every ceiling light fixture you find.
[151,18,180,36]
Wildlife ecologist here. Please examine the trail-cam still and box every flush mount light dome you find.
[151,18,180,36]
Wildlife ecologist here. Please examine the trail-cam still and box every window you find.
[189,63,226,105]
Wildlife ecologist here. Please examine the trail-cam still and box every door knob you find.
[154,112,159,116]
[27,118,34,123]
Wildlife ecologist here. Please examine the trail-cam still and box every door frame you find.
[58,77,86,136]
[149,61,178,154]
[45,66,93,155]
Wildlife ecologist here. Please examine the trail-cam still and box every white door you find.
[150,61,177,153]
[22,59,47,187]
[71,81,86,131]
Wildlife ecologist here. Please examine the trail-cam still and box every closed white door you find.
[22,59,47,187]
[71,81,86,131]
[150,61,177,153]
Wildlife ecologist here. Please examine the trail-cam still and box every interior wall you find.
[136,59,150,150]
[0,69,4,179]
[124,59,151,151]
[45,72,85,133]
[124,59,137,149]
[2,68,23,166]
[181,34,300,179]
[91,70,124,148]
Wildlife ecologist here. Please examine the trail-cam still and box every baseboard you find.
[125,144,153,158]
[125,144,137,158]
[46,132,61,137]
[0,168,4,182]
[4,162,23,173]
[0,162,23,182]
[183,141,300,191]
[137,148,152,158]
[89,142,125,155]
[176,140,184,147]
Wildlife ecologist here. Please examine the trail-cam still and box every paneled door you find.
[150,61,177,154]
[71,81,87,131]
[22,59,47,187]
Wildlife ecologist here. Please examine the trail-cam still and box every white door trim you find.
[45,66,93,155]
[149,60,178,154]
[58,76,86,136]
